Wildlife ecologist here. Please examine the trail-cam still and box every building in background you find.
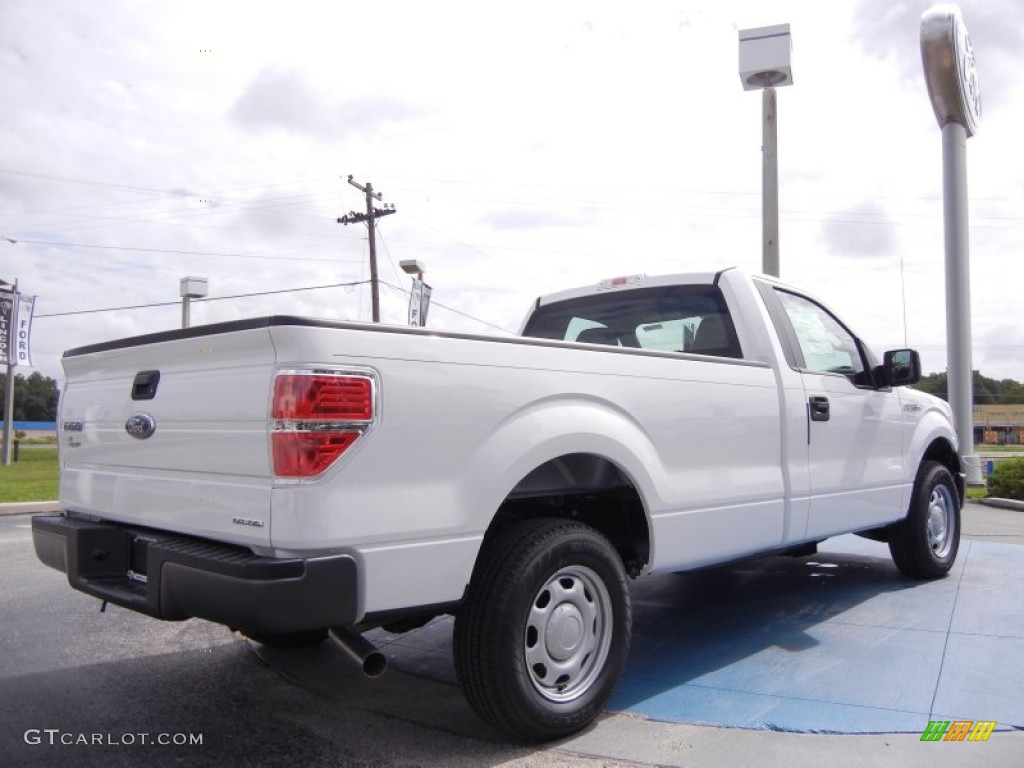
[974,404,1024,445]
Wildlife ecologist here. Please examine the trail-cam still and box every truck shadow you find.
[366,536,961,732]
[607,539,962,728]
[626,547,921,673]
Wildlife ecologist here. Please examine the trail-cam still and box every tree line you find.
[915,371,1024,404]
[0,372,60,421]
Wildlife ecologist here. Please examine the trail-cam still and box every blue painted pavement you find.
[366,534,1024,734]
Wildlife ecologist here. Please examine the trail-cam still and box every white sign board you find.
[921,4,981,136]
[407,280,432,327]
[408,280,422,326]
[0,290,12,366]
[15,294,35,366]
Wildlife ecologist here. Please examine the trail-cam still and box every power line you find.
[5,189,346,238]
[6,237,366,263]
[378,172,1024,205]
[378,280,514,335]
[397,208,537,284]
[0,167,342,209]
[35,281,370,318]
[35,274,515,336]
[0,167,183,198]
[0,174,349,239]
[375,229,406,287]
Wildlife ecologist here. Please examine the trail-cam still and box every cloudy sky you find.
[1,0,1022,384]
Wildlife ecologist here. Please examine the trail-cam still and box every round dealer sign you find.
[921,4,982,136]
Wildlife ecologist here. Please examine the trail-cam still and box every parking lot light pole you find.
[180,276,208,329]
[739,24,794,278]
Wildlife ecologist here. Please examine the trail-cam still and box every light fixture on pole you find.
[180,276,208,329]
[399,259,431,327]
[921,4,983,485]
[739,23,794,278]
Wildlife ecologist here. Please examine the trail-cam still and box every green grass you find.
[966,485,988,501]
[976,445,1024,453]
[15,436,58,446]
[0,444,58,502]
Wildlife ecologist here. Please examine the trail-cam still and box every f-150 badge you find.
[125,413,157,440]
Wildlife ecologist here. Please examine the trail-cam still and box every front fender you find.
[903,395,962,503]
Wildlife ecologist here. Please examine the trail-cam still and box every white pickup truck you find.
[33,267,963,741]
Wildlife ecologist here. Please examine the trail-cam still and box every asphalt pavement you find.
[1,503,1021,767]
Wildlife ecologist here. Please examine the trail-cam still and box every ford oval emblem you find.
[125,413,157,440]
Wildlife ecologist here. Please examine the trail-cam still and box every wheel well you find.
[922,438,964,504]
[484,453,650,577]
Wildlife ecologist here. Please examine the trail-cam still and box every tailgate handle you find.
[131,370,161,400]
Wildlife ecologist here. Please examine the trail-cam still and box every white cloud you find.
[818,201,899,259]
[0,0,1020,386]
[230,67,425,139]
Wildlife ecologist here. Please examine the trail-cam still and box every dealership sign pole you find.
[1,279,17,466]
[921,4,983,485]
[0,278,36,465]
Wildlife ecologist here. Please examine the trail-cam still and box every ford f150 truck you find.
[33,268,963,741]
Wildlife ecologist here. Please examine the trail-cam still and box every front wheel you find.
[888,461,961,579]
[454,518,631,742]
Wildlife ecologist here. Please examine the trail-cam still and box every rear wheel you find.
[454,518,631,742]
[888,461,960,579]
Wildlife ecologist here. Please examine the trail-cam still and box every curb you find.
[0,501,61,516]
[979,497,1024,512]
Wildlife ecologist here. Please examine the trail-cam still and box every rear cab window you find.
[522,284,743,359]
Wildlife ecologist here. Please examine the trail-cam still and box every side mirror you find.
[881,349,921,387]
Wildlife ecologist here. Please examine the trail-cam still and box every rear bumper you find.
[32,513,360,633]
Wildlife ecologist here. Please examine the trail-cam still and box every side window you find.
[775,290,866,378]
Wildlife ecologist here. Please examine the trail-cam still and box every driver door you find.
[772,289,906,538]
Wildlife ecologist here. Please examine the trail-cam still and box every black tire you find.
[244,629,329,649]
[454,518,631,742]
[888,461,961,579]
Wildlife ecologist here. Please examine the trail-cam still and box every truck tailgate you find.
[59,326,276,548]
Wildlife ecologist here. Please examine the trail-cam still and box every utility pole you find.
[338,176,397,323]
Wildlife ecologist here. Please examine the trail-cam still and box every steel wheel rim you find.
[926,483,955,559]
[524,564,613,703]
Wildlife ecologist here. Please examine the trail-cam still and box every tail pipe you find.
[328,626,387,678]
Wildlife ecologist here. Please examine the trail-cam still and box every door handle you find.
[809,396,830,422]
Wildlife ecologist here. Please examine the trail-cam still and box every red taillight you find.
[272,432,360,477]
[271,372,375,479]
[273,375,372,421]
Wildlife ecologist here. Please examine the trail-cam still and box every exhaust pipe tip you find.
[361,649,388,678]
[328,626,388,678]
